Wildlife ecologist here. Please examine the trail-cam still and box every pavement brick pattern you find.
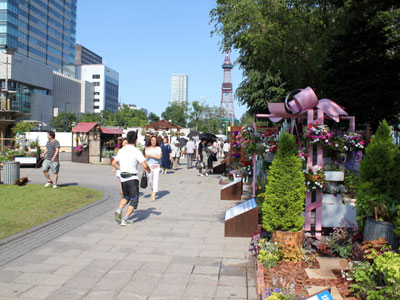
[0,162,257,299]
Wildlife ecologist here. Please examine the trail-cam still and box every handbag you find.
[196,161,204,170]
[140,172,148,189]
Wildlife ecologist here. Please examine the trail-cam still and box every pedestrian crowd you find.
[110,131,230,225]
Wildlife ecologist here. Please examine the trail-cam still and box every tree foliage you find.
[357,120,400,228]
[187,100,226,134]
[262,133,306,232]
[50,112,77,132]
[210,0,400,127]
[104,105,148,128]
[161,103,188,127]
[321,0,400,129]
[79,113,102,123]
[11,122,35,134]
[148,112,160,123]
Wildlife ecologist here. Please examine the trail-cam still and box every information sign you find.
[225,198,257,221]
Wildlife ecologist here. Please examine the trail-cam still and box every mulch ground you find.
[263,260,358,299]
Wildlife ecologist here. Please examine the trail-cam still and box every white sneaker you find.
[120,219,134,226]
[44,182,52,187]
[205,173,209,176]
[52,185,57,189]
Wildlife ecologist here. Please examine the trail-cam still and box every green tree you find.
[79,113,102,123]
[50,112,77,132]
[11,122,35,134]
[210,0,337,111]
[105,105,148,128]
[189,100,205,131]
[321,0,400,129]
[357,120,400,228]
[148,112,160,123]
[161,103,188,127]
[262,132,306,232]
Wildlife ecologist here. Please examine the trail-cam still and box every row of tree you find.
[50,102,228,134]
[210,0,400,129]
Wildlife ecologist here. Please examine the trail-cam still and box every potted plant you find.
[342,170,358,202]
[357,120,400,249]
[101,150,114,165]
[262,132,306,249]
[74,145,83,155]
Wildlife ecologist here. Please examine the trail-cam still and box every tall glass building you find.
[0,0,77,74]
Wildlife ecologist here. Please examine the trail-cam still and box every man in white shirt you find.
[112,131,150,226]
[223,140,230,159]
[185,137,196,169]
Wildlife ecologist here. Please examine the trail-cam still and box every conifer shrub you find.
[262,132,306,232]
[357,120,400,228]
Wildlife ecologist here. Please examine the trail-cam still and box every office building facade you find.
[75,43,102,65]
[0,0,77,75]
[76,64,119,113]
[171,74,188,104]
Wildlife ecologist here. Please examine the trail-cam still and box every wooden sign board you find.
[225,198,258,237]
[221,177,242,200]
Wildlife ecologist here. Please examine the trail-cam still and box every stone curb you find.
[0,192,111,247]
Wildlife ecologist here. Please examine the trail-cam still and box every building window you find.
[94,92,100,95]
[92,82,100,86]
[92,74,100,79]
[94,105,99,109]
[94,99,99,102]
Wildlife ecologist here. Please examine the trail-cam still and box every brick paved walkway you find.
[0,162,257,300]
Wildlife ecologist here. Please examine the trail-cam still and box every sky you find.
[76,0,247,119]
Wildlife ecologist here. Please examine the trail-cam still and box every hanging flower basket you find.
[303,167,326,191]
[343,132,365,151]
[304,123,332,144]
[74,145,83,154]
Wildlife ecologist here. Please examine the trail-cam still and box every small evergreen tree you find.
[357,120,400,228]
[262,132,306,232]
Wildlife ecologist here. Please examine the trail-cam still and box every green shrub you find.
[350,251,400,299]
[395,206,400,239]
[262,133,306,232]
[357,120,400,228]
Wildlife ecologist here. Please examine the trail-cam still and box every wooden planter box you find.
[221,177,242,200]
[71,148,89,163]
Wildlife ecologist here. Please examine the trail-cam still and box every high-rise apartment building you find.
[76,64,119,113]
[171,74,188,104]
[75,43,102,65]
[0,0,77,75]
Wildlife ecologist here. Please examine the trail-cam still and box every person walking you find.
[223,140,230,159]
[185,137,196,169]
[160,137,172,174]
[113,138,128,204]
[207,141,215,174]
[145,136,161,201]
[42,130,61,189]
[171,140,180,170]
[112,131,150,226]
[196,138,209,176]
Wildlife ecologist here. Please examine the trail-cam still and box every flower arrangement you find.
[304,123,332,144]
[361,238,392,261]
[264,278,297,300]
[328,226,356,258]
[74,145,83,154]
[264,143,278,154]
[298,148,308,161]
[303,167,326,191]
[343,132,365,151]
[257,239,282,268]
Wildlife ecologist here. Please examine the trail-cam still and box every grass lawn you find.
[0,184,103,240]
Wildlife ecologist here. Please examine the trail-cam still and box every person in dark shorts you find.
[112,131,150,226]
[42,131,60,189]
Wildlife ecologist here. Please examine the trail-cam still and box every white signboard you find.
[221,177,242,190]
[225,198,257,221]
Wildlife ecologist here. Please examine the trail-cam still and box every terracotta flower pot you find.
[271,229,304,249]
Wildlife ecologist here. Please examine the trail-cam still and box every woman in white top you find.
[145,136,162,201]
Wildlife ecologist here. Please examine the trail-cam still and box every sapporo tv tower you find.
[219,52,236,122]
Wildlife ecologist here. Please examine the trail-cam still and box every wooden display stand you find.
[225,198,259,237]
[213,160,226,174]
[221,177,242,200]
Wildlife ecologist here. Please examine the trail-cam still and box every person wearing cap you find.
[171,140,181,170]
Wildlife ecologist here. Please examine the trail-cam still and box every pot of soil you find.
[363,217,399,250]
[271,229,304,249]
[102,157,112,165]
